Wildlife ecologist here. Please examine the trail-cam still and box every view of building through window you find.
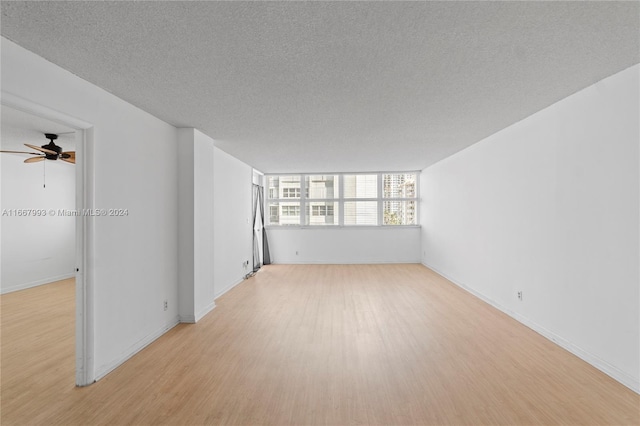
[267,173,418,226]
[383,173,416,225]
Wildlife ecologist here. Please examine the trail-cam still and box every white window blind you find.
[343,174,377,198]
[344,201,378,225]
[306,175,339,199]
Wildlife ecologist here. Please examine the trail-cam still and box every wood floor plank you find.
[1,265,638,425]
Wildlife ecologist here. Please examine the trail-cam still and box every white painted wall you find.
[194,130,215,318]
[179,130,251,316]
[1,154,75,293]
[267,227,421,264]
[2,37,179,380]
[421,64,639,392]
[177,128,195,321]
[213,147,253,298]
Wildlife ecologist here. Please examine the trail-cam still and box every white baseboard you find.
[270,259,422,265]
[194,302,216,322]
[1,272,76,294]
[214,277,245,300]
[178,314,196,323]
[94,316,180,381]
[181,302,217,323]
[421,262,640,394]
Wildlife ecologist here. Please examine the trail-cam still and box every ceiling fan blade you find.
[0,150,42,155]
[24,156,45,163]
[24,143,57,155]
[61,151,76,164]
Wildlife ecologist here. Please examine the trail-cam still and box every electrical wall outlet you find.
[163,299,168,311]
[517,291,523,301]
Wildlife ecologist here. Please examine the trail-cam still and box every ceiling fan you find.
[1,133,75,164]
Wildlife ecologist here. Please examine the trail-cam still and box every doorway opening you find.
[0,94,94,386]
[251,171,270,275]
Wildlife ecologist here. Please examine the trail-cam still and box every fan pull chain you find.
[43,160,46,188]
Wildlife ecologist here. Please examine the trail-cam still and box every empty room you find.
[0,1,638,425]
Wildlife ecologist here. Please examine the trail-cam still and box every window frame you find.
[281,205,300,216]
[265,172,419,228]
[282,187,301,198]
[311,205,334,216]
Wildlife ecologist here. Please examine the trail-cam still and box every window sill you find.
[265,225,421,230]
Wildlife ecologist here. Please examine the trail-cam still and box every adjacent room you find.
[1,2,638,425]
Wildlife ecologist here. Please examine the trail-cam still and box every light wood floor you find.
[1,265,638,425]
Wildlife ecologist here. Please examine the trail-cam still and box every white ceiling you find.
[1,1,638,173]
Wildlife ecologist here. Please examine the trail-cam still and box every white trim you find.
[76,127,96,386]
[376,173,383,225]
[273,260,422,265]
[338,174,345,226]
[178,315,197,323]
[0,272,76,294]
[1,91,95,386]
[421,261,640,394]
[265,225,421,230]
[94,317,180,381]
[214,277,245,300]
[300,173,307,227]
[195,302,216,322]
[265,170,422,176]
[179,302,216,324]
[1,91,92,129]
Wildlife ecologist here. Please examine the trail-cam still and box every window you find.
[282,188,300,198]
[306,175,339,199]
[268,175,301,199]
[382,173,417,225]
[311,205,334,215]
[344,201,377,225]
[303,175,339,225]
[282,205,300,216]
[343,174,379,225]
[266,172,418,227]
[306,202,338,225]
[267,202,301,226]
[344,174,377,198]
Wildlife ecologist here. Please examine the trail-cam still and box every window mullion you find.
[339,174,344,226]
[377,173,383,226]
[300,174,306,226]
[414,174,419,224]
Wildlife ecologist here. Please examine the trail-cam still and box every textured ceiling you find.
[1,1,638,173]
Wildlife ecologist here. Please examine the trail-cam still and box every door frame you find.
[1,91,96,386]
